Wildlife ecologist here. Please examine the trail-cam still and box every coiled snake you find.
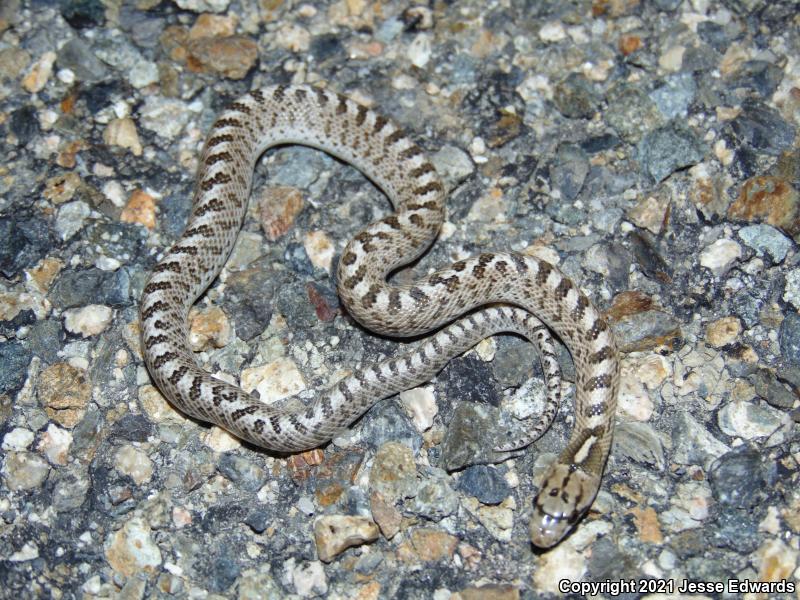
[140,84,620,548]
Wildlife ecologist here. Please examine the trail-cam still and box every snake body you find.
[140,84,620,548]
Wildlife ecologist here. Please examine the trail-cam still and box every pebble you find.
[120,190,157,230]
[717,399,791,442]
[611,309,682,353]
[303,230,334,272]
[173,0,230,13]
[2,427,34,451]
[550,143,589,200]
[63,304,113,337]
[0,342,31,395]
[57,39,109,82]
[756,538,798,585]
[2,451,50,491]
[407,471,459,521]
[38,424,72,465]
[396,528,459,563]
[553,73,599,119]
[369,441,417,501]
[398,386,437,432]
[779,312,800,365]
[240,358,306,403]
[461,496,515,542]
[699,238,742,275]
[605,84,664,142]
[538,21,566,43]
[188,306,231,351]
[104,517,162,577]
[671,411,730,469]
[114,444,154,485]
[613,422,665,470]
[784,269,800,311]
[457,464,510,505]
[38,362,91,427]
[407,34,431,68]
[138,97,192,139]
[22,51,55,93]
[532,544,586,593]
[55,201,90,240]
[729,176,800,240]
[186,36,257,80]
[258,186,304,241]
[627,195,668,234]
[313,515,379,562]
[431,145,475,188]
[637,123,704,183]
[709,447,769,509]
[104,118,143,156]
[729,100,796,157]
[289,560,328,598]
[216,453,266,492]
[705,316,741,348]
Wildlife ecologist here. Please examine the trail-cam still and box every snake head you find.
[529,463,600,548]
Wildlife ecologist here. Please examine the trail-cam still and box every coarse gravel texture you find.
[1,0,799,598]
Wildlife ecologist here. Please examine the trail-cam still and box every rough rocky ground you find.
[1,0,799,598]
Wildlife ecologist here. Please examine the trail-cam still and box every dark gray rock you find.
[553,73,600,119]
[359,401,422,453]
[550,143,589,201]
[637,123,705,183]
[457,464,509,505]
[61,0,105,29]
[56,39,109,83]
[730,287,765,328]
[708,447,772,509]
[729,99,796,157]
[780,311,800,365]
[728,60,784,97]
[0,341,31,395]
[216,454,267,493]
[110,414,154,443]
[49,268,132,309]
[650,72,696,119]
[0,216,53,279]
[223,263,280,341]
[9,105,40,140]
[606,84,665,143]
[440,403,508,471]
[244,510,269,533]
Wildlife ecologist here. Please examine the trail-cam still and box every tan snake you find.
[140,84,620,548]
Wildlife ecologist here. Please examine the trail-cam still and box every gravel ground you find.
[1,0,799,598]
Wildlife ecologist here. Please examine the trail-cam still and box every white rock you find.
[128,59,159,88]
[290,560,328,597]
[539,21,567,43]
[303,230,334,272]
[38,424,72,465]
[241,357,306,403]
[104,517,162,576]
[407,34,431,68]
[55,201,90,240]
[63,304,113,337]
[699,238,741,275]
[617,374,654,421]
[9,542,39,562]
[2,427,34,451]
[173,0,230,13]
[532,543,586,593]
[783,268,800,310]
[399,386,437,431]
[114,445,154,484]
[717,400,791,442]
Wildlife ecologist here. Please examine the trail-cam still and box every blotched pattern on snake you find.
[140,84,620,548]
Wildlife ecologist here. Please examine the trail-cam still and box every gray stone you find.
[708,448,773,509]
[612,310,681,353]
[780,312,800,365]
[650,72,696,119]
[738,224,791,263]
[407,469,459,520]
[57,39,109,83]
[0,341,31,395]
[613,422,665,471]
[671,411,730,469]
[637,123,705,183]
[728,60,784,98]
[550,143,589,201]
[457,464,510,505]
[431,145,474,188]
[440,403,508,471]
[216,454,266,492]
[606,84,665,143]
[730,100,796,157]
[553,73,600,119]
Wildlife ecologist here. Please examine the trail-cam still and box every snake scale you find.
[140,84,620,548]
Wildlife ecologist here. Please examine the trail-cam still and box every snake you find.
[140,84,620,548]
